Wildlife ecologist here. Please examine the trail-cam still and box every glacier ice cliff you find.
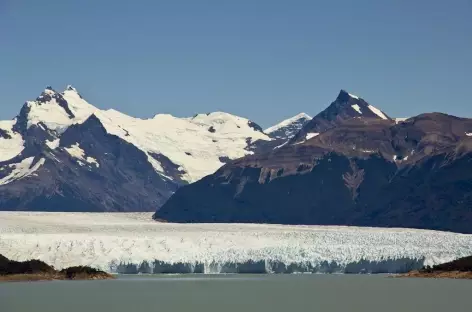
[1,212,471,274]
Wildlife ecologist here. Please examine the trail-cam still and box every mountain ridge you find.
[154,91,472,234]
[0,85,286,212]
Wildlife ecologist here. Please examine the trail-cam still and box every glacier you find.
[1,212,472,274]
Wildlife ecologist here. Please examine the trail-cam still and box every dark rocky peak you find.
[12,102,32,135]
[336,89,358,102]
[59,114,107,148]
[290,90,392,143]
[320,89,390,122]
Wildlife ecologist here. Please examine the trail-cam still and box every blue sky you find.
[1,0,471,127]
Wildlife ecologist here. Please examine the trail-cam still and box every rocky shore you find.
[397,255,472,279]
[0,254,113,282]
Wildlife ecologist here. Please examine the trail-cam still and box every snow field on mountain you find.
[264,113,311,135]
[0,86,396,185]
[1,212,471,274]
[305,133,319,140]
[94,111,270,182]
[351,104,362,114]
[0,157,45,185]
[26,88,97,132]
[0,120,24,162]
[367,104,388,120]
[16,86,270,183]
[64,143,99,167]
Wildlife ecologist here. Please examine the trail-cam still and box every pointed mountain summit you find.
[15,85,97,134]
[155,92,472,234]
[290,90,392,143]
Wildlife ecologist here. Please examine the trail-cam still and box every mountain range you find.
[155,90,472,234]
[0,86,304,211]
[2,86,472,234]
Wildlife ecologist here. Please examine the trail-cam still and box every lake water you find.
[1,274,470,312]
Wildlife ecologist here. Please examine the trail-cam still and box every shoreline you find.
[0,272,115,282]
[394,270,472,279]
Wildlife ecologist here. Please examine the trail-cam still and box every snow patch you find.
[393,155,408,162]
[367,105,388,120]
[46,138,60,149]
[64,143,99,167]
[395,118,409,124]
[351,104,362,114]
[43,88,55,96]
[0,212,471,274]
[274,141,289,149]
[0,120,24,162]
[348,92,360,100]
[0,157,45,185]
[305,133,319,140]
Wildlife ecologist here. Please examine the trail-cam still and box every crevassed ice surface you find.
[1,212,472,274]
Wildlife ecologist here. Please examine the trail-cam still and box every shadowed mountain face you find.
[155,92,472,234]
[0,115,178,211]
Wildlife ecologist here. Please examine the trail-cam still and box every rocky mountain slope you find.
[155,90,472,234]
[290,90,391,144]
[0,86,272,211]
[264,113,311,140]
[246,112,312,153]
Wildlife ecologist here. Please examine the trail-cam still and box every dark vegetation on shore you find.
[0,254,113,282]
[399,255,472,279]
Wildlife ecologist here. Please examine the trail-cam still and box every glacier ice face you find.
[1,212,471,274]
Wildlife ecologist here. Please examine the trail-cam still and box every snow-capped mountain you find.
[264,113,312,140]
[290,90,391,144]
[0,85,270,211]
[155,90,472,234]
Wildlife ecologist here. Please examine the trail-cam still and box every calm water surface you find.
[1,274,470,312]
